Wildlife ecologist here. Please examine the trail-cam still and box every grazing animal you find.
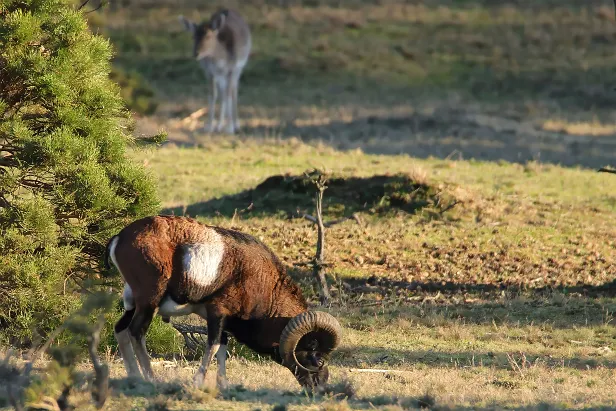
[105,215,342,391]
[179,9,251,134]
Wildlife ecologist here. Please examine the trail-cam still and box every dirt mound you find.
[187,172,455,219]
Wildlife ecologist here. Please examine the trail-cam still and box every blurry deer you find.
[180,9,251,134]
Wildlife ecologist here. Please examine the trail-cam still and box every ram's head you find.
[279,311,342,390]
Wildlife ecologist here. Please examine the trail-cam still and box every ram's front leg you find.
[193,312,225,389]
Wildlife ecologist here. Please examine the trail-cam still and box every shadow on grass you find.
[162,172,458,219]
[105,375,616,411]
[239,111,616,170]
[334,345,616,372]
[321,274,616,328]
[339,275,616,299]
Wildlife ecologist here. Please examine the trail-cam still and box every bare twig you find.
[439,199,460,215]
[506,353,525,378]
[0,157,16,167]
[310,173,331,305]
[78,0,106,13]
[85,1,106,13]
[598,167,616,175]
[26,323,66,363]
[303,214,318,224]
[20,178,52,190]
[87,315,109,409]
[172,322,208,353]
[0,194,10,208]
[348,368,406,373]
[26,397,61,411]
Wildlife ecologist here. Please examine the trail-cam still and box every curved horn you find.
[279,311,342,372]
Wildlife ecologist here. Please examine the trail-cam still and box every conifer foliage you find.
[0,0,162,344]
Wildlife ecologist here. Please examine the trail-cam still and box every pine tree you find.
[0,0,163,345]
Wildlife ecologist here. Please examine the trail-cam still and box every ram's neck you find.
[224,317,291,362]
[224,279,308,361]
[269,275,309,318]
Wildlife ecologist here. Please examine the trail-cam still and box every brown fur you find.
[109,215,335,390]
[112,216,307,318]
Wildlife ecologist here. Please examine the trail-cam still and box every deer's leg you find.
[114,308,141,378]
[215,75,228,133]
[205,75,217,133]
[222,71,235,134]
[128,305,156,381]
[230,68,242,132]
[193,309,226,389]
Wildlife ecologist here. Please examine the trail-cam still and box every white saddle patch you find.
[183,238,225,301]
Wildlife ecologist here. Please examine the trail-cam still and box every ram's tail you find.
[104,235,119,271]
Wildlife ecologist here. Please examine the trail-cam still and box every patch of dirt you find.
[323,236,616,295]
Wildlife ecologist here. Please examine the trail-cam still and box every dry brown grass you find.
[541,119,616,137]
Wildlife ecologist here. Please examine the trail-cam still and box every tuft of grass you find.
[182,385,219,403]
[321,377,357,400]
[146,394,171,411]
[401,393,437,410]
[320,399,352,411]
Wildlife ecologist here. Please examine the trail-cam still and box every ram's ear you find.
[179,15,196,34]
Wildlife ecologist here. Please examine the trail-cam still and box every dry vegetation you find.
[3,0,616,410]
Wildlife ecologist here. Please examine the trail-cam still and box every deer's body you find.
[181,9,251,134]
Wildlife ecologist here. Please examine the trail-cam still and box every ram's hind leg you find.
[128,305,156,381]
[114,308,141,377]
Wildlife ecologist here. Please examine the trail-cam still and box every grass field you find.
[4,0,616,410]
[99,0,616,167]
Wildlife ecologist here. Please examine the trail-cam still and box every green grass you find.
[91,0,616,168]
[95,0,616,112]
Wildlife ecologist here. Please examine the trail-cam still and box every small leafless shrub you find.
[4,292,114,410]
